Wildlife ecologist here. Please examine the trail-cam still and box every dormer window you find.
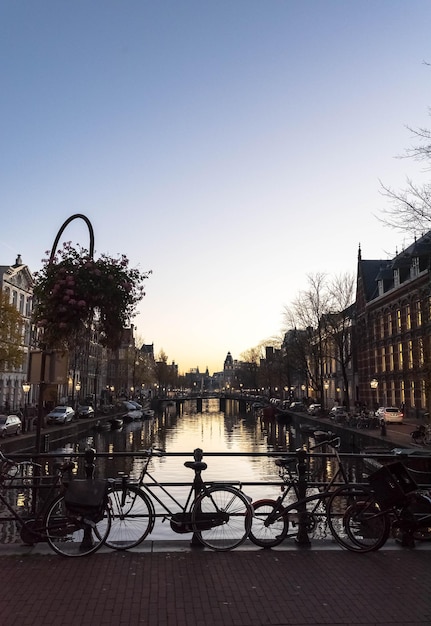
[378,279,384,296]
[394,268,400,288]
[411,256,420,278]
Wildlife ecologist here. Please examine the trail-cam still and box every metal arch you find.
[49,213,95,262]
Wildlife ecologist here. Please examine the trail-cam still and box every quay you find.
[0,540,430,626]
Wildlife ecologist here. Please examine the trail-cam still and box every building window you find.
[12,290,17,308]
[400,380,406,406]
[398,343,403,369]
[408,340,413,369]
[396,309,401,333]
[421,380,426,408]
[387,313,392,336]
[419,338,424,367]
[417,301,422,326]
[411,257,420,278]
[378,279,384,296]
[381,346,386,371]
[409,381,415,409]
[19,293,24,314]
[406,305,411,330]
[389,345,394,371]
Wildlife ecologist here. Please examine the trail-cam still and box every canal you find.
[0,398,377,544]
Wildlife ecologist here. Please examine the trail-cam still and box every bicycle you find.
[249,437,352,548]
[0,449,112,557]
[411,424,431,445]
[326,461,431,552]
[105,447,253,551]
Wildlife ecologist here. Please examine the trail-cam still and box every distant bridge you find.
[154,392,264,414]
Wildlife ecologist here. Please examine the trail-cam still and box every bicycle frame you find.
[266,438,349,527]
[114,448,247,530]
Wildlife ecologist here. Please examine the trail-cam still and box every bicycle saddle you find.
[184,461,208,472]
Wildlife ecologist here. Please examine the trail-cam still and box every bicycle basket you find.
[64,479,108,522]
[368,462,417,509]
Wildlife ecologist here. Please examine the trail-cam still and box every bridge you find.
[154,392,265,414]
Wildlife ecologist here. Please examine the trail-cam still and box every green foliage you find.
[32,242,151,351]
[0,292,24,369]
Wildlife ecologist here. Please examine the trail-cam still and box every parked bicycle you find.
[327,461,431,552]
[411,424,431,445]
[249,437,353,548]
[0,449,111,557]
[105,447,253,551]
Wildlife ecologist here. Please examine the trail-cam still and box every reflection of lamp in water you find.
[22,382,30,433]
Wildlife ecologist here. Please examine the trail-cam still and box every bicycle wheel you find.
[45,494,112,557]
[105,485,154,550]
[249,499,288,548]
[327,486,390,552]
[191,485,253,551]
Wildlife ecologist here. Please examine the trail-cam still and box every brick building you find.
[356,232,431,418]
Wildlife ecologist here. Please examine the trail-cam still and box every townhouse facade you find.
[0,255,34,411]
[356,232,431,418]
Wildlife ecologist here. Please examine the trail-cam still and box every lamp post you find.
[75,381,81,413]
[22,382,30,433]
[34,214,95,454]
[370,378,379,410]
[324,380,329,410]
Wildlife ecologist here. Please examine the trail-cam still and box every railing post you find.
[81,447,97,551]
[295,448,311,547]
[84,447,96,479]
[191,447,204,548]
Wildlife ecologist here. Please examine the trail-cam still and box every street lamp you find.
[370,378,379,410]
[22,382,30,433]
[324,380,329,409]
[75,381,81,411]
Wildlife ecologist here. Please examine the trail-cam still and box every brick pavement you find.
[0,542,430,626]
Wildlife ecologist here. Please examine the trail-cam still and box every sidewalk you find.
[1,540,430,626]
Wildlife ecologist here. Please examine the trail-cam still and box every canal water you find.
[1,399,367,543]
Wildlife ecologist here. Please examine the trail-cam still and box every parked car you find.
[375,407,404,424]
[0,414,22,437]
[289,402,307,412]
[46,406,75,425]
[127,400,143,410]
[77,405,95,419]
[329,406,348,421]
[308,403,322,416]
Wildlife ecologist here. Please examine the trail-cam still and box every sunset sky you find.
[2,1,431,374]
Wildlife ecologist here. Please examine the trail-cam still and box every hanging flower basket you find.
[32,242,151,351]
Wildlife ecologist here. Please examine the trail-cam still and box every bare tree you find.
[380,110,431,235]
[283,273,331,407]
[326,273,355,409]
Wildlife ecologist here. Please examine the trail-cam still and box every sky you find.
[1,1,431,375]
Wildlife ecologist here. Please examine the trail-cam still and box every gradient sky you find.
[2,1,431,375]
